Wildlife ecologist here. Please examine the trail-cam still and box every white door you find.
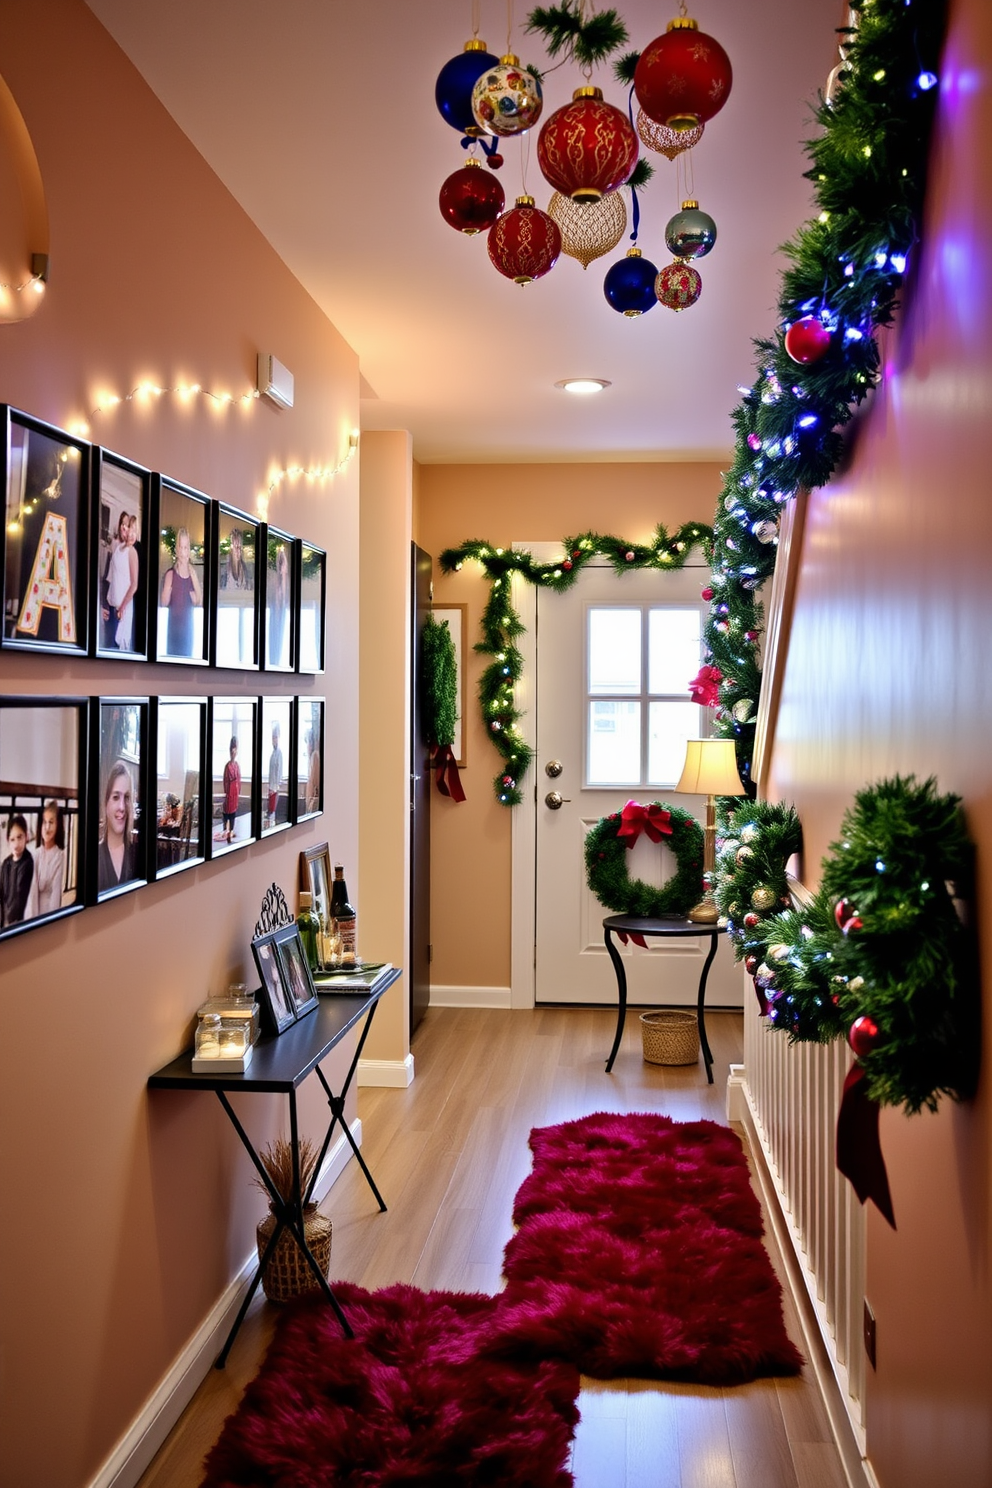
[532,558,742,1008]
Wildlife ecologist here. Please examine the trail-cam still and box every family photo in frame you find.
[94,450,151,662]
[251,923,319,1035]
[261,697,292,837]
[209,697,257,856]
[154,698,206,875]
[214,504,260,671]
[263,527,295,672]
[2,408,90,657]
[96,698,146,900]
[297,541,325,674]
[296,697,323,821]
[154,476,209,665]
[0,699,85,938]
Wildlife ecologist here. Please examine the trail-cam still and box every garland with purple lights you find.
[703,0,947,789]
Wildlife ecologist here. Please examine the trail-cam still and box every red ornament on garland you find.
[634,17,733,132]
[834,898,864,935]
[848,1016,880,1056]
[537,87,638,204]
[655,259,702,311]
[487,195,561,284]
[438,159,505,235]
[784,316,832,364]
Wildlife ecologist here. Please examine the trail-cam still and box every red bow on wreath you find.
[432,744,465,802]
[617,800,672,847]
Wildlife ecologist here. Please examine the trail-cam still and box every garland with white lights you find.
[702,0,947,789]
[439,523,713,804]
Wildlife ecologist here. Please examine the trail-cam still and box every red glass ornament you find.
[743,912,760,929]
[744,954,759,976]
[834,898,863,935]
[785,316,832,364]
[439,160,506,235]
[634,18,733,131]
[487,195,561,284]
[537,87,638,204]
[848,1015,880,1056]
[655,259,702,311]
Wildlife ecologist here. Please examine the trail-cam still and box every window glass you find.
[587,700,640,784]
[588,608,640,696]
[648,701,700,786]
[648,607,702,695]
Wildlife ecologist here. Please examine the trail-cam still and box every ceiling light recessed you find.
[555,377,612,395]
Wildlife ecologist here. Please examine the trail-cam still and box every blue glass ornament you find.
[435,41,499,135]
[603,248,658,316]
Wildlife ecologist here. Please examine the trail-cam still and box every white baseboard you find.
[428,985,511,1009]
[358,1052,415,1087]
[87,1118,362,1488]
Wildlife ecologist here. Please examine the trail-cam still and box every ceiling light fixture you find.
[555,378,611,395]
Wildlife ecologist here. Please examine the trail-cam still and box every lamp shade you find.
[675,738,745,797]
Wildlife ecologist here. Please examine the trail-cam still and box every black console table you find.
[148,970,401,1366]
[603,916,720,1082]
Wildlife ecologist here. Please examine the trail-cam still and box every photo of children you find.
[156,482,207,663]
[215,508,258,670]
[262,700,291,835]
[210,699,255,855]
[97,456,147,659]
[155,700,204,873]
[0,702,80,935]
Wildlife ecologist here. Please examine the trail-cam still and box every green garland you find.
[439,523,713,805]
[713,800,803,953]
[701,0,947,788]
[585,804,704,919]
[748,777,977,1116]
[421,614,458,750]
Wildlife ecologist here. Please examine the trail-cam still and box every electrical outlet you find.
[863,1298,877,1370]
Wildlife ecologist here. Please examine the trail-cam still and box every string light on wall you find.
[257,432,360,520]
[68,380,261,437]
[0,252,49,302]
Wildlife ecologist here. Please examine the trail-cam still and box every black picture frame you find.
[297,540,326,674]
[208,695,257,857]
[259,696,292,837]
[275,923,319,1019]
[251,927,297,1035]
[2,407,90,657]
[151,697,207,878]
[152,475,211,665]
[0,696,88,939]
[213,503,261,671]
[93,697,148,902]
[92,448,151,662]
[295,696,324,823]
[262,525,296,672]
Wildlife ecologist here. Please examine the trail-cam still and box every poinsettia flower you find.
[689,664,723,706]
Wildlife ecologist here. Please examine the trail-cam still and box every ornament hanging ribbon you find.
[836,1063,896,1229]
[432,744,466,803]
[617,800,672,848]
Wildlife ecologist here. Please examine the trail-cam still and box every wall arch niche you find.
[0,70,49,324]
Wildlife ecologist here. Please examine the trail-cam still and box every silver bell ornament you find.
[664,199,717,260]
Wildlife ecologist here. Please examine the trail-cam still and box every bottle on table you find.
[296,890,321,974]
[330,865,357,968]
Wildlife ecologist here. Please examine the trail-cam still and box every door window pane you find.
[648,701,700,785]
[588,700,640,783]
[648,608,702,695]
[588,609,640,695]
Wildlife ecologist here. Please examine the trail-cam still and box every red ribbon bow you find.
[432,744,466,803]
[617,800,672,848]
[836,1063,896,1229]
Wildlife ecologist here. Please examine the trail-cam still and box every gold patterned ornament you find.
[751,885,778,911]
[548,190,627,269]
[635,109,704,160]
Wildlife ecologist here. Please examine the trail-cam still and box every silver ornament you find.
[665,200,717,260]
[739,822,759,844]
[752,519,778,544]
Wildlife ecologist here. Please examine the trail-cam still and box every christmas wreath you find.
[585,800,704,919]
[421,614,464,801]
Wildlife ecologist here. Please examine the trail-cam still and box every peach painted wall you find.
[415,460,725,992]
[0,3,359,1484]
[766,0,992,1481]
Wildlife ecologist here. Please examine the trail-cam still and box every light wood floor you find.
[136,1005,849,1488]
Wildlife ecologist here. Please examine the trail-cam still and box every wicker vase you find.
[639,1009,699,1066]
[255,1204,333,1303]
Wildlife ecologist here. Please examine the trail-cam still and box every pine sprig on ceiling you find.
[612,50,640,86]
[626,157,654,191]
[526,3,629,68]
[703,0,947,786]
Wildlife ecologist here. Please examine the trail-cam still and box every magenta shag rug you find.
[497,1112,803,1385]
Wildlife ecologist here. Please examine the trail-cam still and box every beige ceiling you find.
[85,0,838,464]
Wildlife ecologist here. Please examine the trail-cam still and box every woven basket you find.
[256,1205,332,1303]
[640,1009,699,1066]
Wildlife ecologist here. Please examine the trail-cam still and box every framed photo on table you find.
[151,697,206,877]
[300,842,332,934]
[152,476,210,665]
[295,696,323,822]
[262,525,296,672]
[213,504,260,671]
[251,927,297,1035]
[93,697,148,902]
[208,696,257,857]
[93,449,151,662]
[297,541,325,674]
[0,697,87,939]
[2,407,90,656]
[277,924,319,1019]
[259,696,292,837]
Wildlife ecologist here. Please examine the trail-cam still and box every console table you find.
[602,916,720,1082]
[148,970,401,1366]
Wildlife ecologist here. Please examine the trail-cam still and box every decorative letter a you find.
[16,512,76,642]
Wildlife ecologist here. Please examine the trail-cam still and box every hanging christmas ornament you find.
[439,159,506,234]
[472,55,543,136]
[848,1016,881,1056]
[752,519,778,544]
[655,259,702,311]
[549,189,627,269]
[537,87,638,204]
[784,316,832,364]
[603,246,659,315]
[739,822,759,844]
[731,698,754,723]
[834,898,863,935]
[436,39,501,135]
[488,196,562,284]
[634,16,733,132]
[751,885,778,911]
[664,199,717,259]
[636,109,704,159]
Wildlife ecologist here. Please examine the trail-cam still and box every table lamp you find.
[674,737,746,923]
